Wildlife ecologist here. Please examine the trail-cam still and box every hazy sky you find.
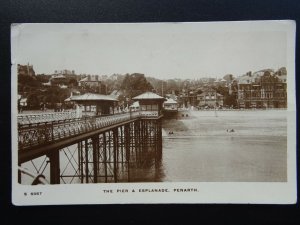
[12,22,288,79]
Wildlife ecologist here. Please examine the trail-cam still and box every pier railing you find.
[18,110,77,124]
[139,111,159,117]
[18,111,160,150]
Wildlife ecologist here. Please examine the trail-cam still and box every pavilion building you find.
[132,92,165,117]
[70,93,118,116]
[163,98,178,111]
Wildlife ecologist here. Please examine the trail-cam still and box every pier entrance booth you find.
[132,92,165,117]
[70,93,118,116]
[163,98,178,111]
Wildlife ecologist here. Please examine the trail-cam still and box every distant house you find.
[163,98,178,111]
[79,75,101,87]
[54,69,75,76]
[50,74,68,86]
[129,101,140,111]
[165,93,178,101]
[110,90,123,98]
[18,64,35,76]
[237,71,287,108]
[59,84,68,89]
[20,98,28,107]
[42,81,51,86]
[197,89,223,107]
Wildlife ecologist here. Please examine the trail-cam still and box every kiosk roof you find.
[132,92,165,100]
[70,93,118,102]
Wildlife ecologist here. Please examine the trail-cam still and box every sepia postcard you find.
[11,21,296,205]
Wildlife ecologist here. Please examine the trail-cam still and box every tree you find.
[36,74,51,83]
[27,93,40,109]
[120,73,153,99]
[69,78,78,87]
[196,89,203,95]
[223,74,234,82]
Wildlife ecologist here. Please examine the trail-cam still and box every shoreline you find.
[162,110,287,137]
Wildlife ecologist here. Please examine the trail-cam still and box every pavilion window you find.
[152,104,158,110]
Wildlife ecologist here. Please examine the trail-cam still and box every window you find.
[152,104,158,110]
[141,105,146,111]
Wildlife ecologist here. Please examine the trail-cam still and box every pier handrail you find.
[18,111,154,150]
[18,110,77,125]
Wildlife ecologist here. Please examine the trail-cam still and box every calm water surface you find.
[160,110,287,182]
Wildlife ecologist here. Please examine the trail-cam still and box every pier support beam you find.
[103,133,108,183]
[85,139,89,183]
[113,128,118,182]
[124,124,130,162]
[124,124,131,181]
[92,136,99,183]
[78,142,84,183]
[48,150,60,184]
[18,163,21,184]
[157,119,162,159]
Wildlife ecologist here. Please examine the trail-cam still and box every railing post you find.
[18,163,22,184]
[51,121,54,141]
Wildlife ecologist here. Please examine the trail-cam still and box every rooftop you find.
[130,101,140,108]
[164,98,177,104]
[70,93,118,102]
[51,75,66,79]
[132,92,165,100]
[79,76,100,82]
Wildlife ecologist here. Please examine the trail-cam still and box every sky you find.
[11,22,289,79]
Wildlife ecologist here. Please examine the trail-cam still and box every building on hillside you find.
[129,101,140,111]
[18,64,35,76]
[177,90,197,108]
[50,74,69,86]
[54,69,75,76]
[237,71,287,108]
[53,69,77,83]
[79,75,101,87]
[79,75,107,94]
[165,93,178,101]
[197,89,224,108]
[110,90,123,98]
[177,92,189,108]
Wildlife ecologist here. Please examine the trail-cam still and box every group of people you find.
[226,129,235,133]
